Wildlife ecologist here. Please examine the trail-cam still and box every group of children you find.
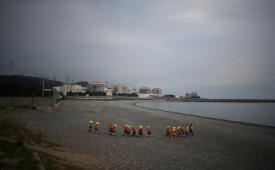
[89,120,152,137]
[88,120,100,133]
[122,124,152,137]
[165,123,194,137]
[88,120,194,137]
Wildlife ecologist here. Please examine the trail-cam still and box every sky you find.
[0,0,275,99]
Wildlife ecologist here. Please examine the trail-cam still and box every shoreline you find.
[135,101,275,129]
[167,98,275,103]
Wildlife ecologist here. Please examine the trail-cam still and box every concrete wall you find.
[0,97,55,111]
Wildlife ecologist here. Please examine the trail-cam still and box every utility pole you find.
[41,75,45,97]
[52,86,55,111]
[65,74,70,96]
[9,61,14,75]
[72,78,74,92]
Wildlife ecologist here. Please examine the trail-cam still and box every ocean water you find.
[137,102,275,127]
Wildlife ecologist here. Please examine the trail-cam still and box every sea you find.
[137,102,275,127]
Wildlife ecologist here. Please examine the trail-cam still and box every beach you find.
[2,100,275,169]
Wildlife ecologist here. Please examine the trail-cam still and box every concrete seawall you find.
[0,97,57,111]
[65,96,139,100]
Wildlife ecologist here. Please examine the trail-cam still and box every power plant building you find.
[152,88,162,95]
[113,84,128,94]
[88,81,104,92]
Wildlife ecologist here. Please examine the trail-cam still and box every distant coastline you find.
[136,101,275,127]
[167,98,275,103]
[64,96,275,103]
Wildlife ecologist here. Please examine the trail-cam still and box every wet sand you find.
[3,100,275,169]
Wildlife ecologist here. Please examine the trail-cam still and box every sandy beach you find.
[2,100,275,169]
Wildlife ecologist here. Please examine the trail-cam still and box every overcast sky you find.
[1,0,275,98]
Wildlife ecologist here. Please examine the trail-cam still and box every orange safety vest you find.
[126,128,131,135]
[166,128,171,136]
[95,124,99,130]
[132,128,136,135]
[124,127,128,134]
[138,128,143,135]
[108,124,113,132]
[147,129,151,135]
[112,126,116,133]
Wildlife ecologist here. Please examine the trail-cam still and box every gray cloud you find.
[1,0,275,98]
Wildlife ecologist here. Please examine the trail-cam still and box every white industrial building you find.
[104,87,113,96]
[137,87,162,98]
[186,92,200,98]
[137,93,151,99]
[54,84,85,96]
[139,87,151,94]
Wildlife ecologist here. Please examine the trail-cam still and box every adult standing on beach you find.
[166,126,171,136]
[186,126,189,136]
[189,123,194,136]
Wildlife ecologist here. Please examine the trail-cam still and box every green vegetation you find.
[164,94,175,98]
[112,92,138,97]
[0,139,39,169]
[0,120,41,169]
[0,120,56,146]
[67,91,88,96]
[88,91,107,96]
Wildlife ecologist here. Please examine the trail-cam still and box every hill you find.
[0,75,64,97]
[74,81,88,87]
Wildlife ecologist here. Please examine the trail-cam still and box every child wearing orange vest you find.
[108,124,114,135]
[123,124,128,136]
[138,125,144,137]
[132,126,137,137]
[94,122,100,133]
[127,125,131,136]
[172,127,177,137]
[88,120,93,132]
